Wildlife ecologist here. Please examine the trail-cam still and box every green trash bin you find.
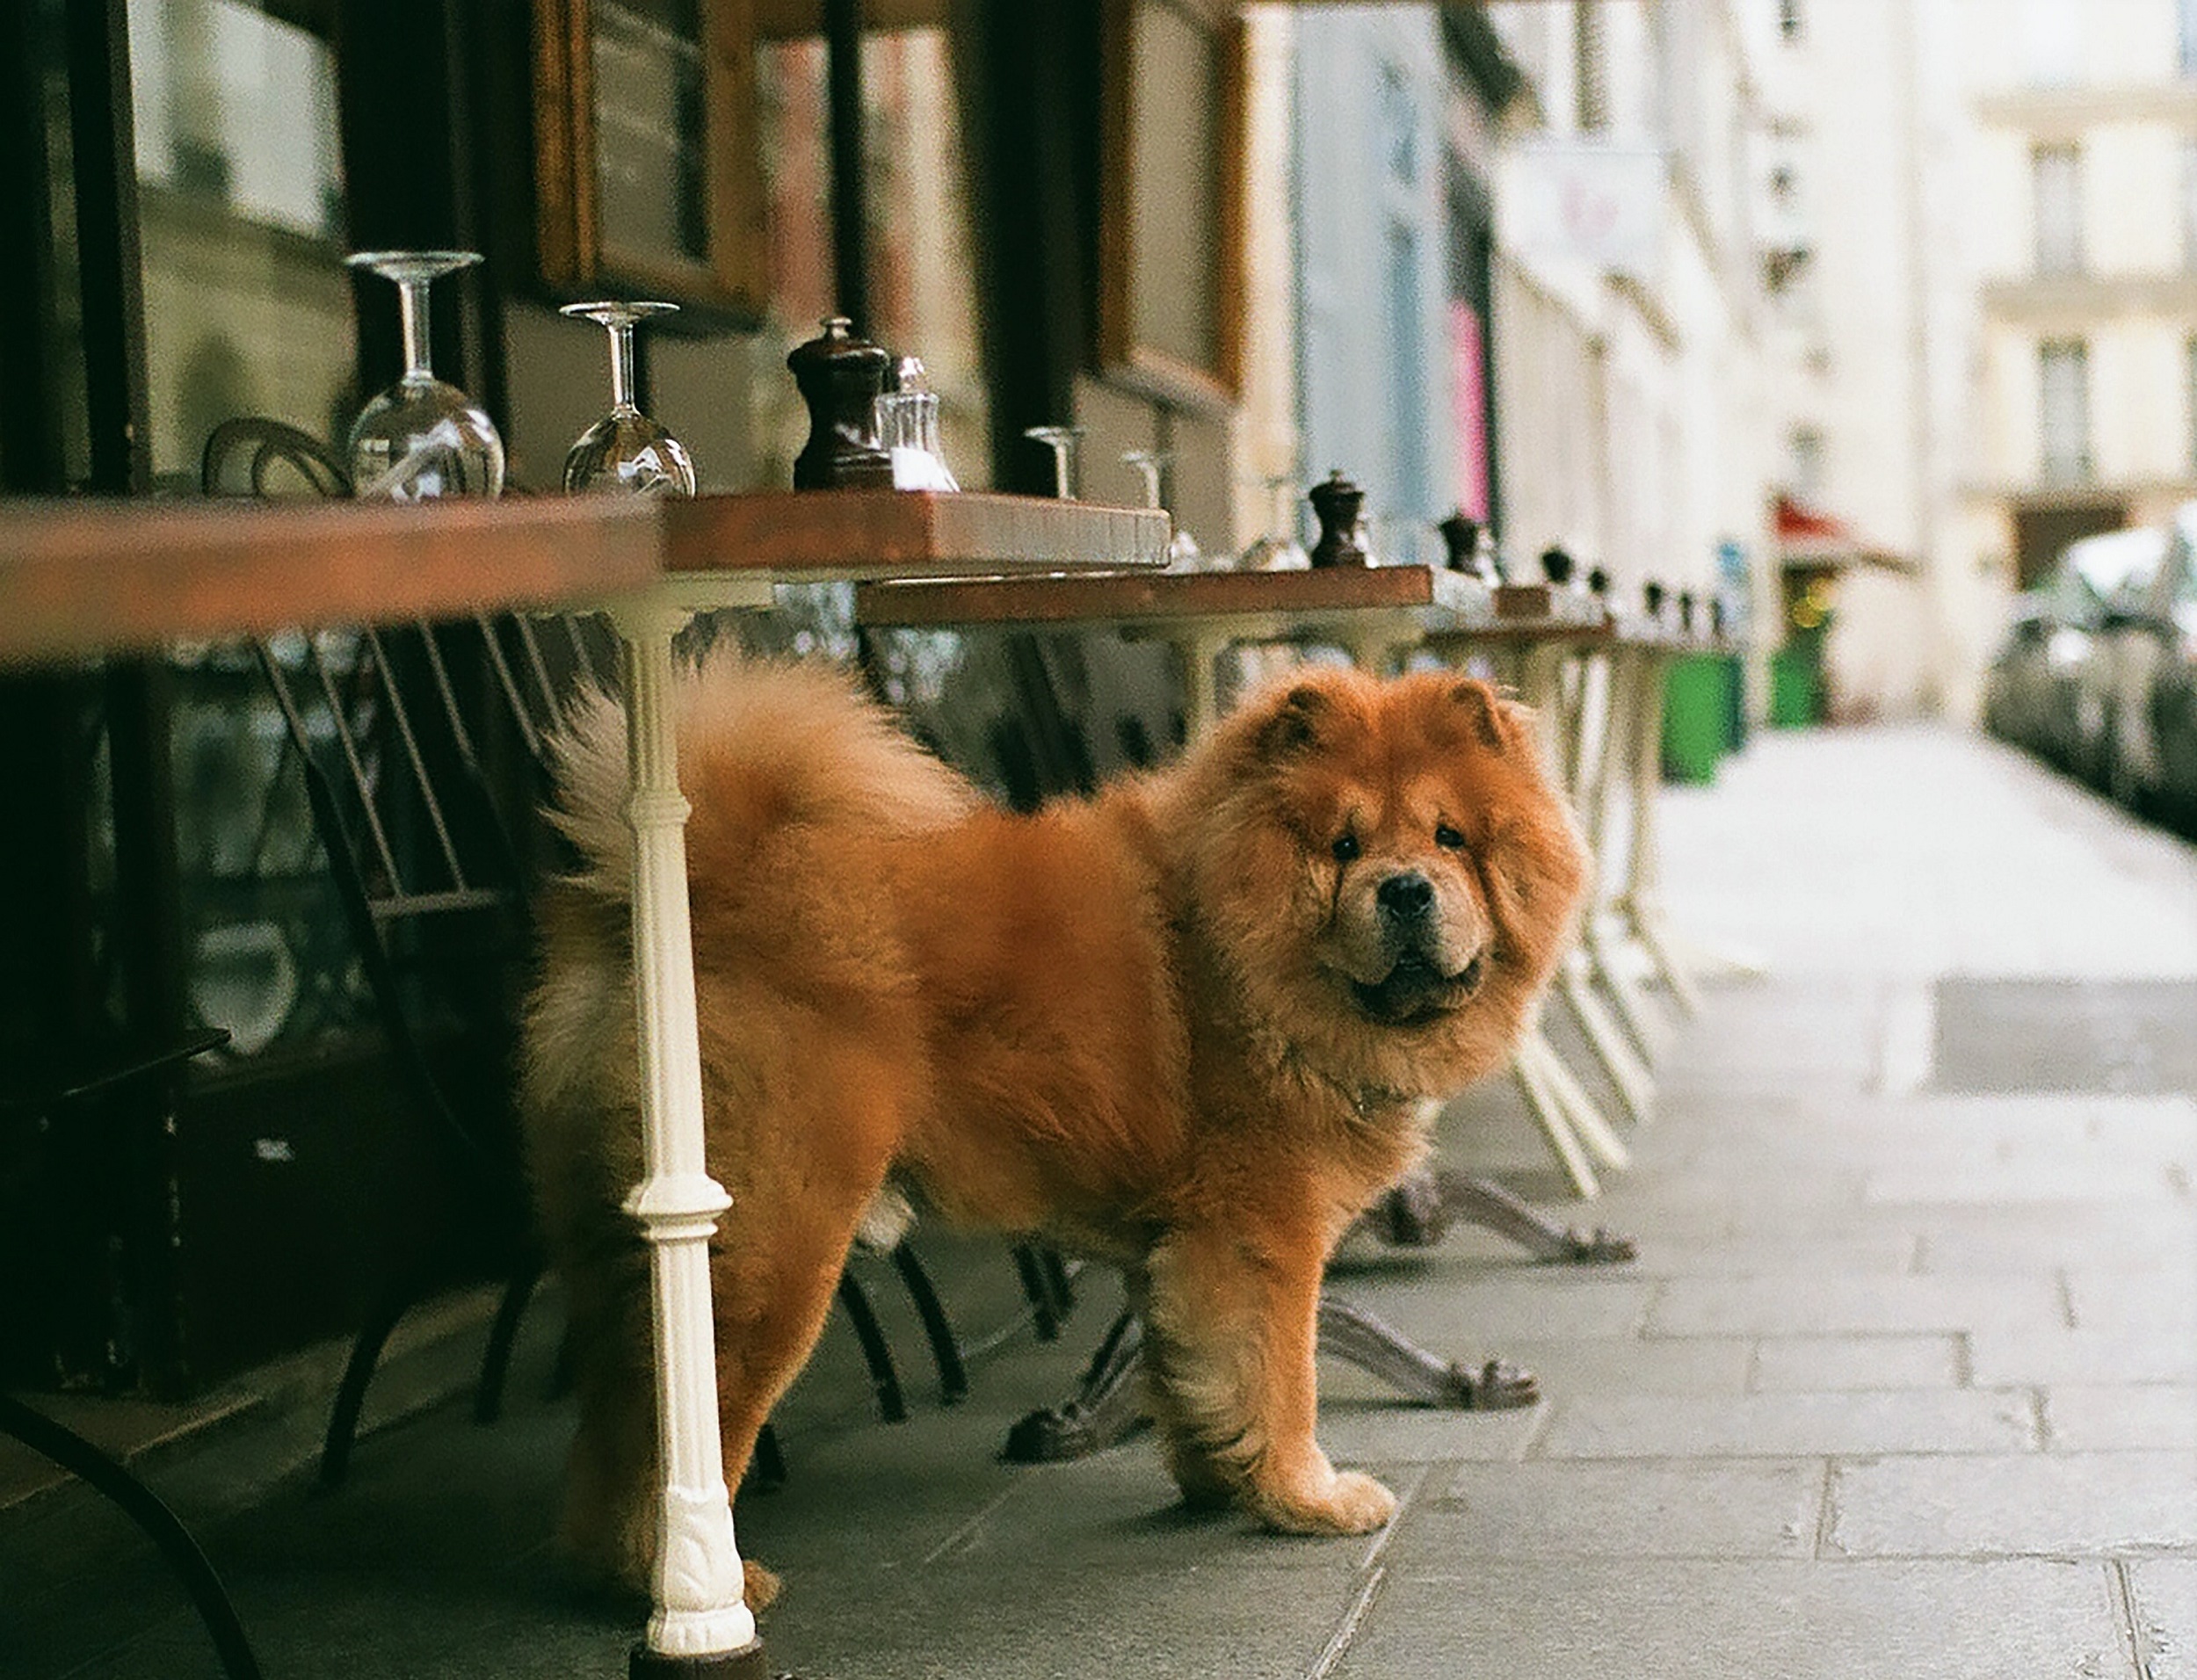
[1768,647,1818,728]
[1662,654,1729,786]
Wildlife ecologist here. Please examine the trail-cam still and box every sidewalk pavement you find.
[6,721,2197,1679]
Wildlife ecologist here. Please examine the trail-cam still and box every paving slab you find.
[1404,1458,1825,1560]
[2125,1558,2197,1680]
[1917,1208,2197,1274]
[2045,1386,2197,1452]
[1750,1333,1965,1392]
[1328,1557,2128,1680]
[1535,1388,2039,1459]
[1644,1272,2069,1338]
[1969,1322,2197,1387]
[1827,1451,2197,1558]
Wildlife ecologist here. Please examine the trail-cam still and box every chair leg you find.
[1360,1166,1636,1264]
[0,1394,265,1680]
[1003,1305,1151,1463]
[889,1242,968,1404]
[1011,1244,1062,1341]
[1315,1294,1537,1409]
[1038,1247,1078,1320]
[1425,1169,1637,1264]
[475,1256,541,1426]
[320,1278,416,1491]
[837,1270,907,1423]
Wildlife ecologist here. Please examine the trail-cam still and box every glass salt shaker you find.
[879,355,958,492]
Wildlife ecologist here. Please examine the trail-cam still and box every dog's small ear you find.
[1258,684,1331,759]
[1449,681,1508,752]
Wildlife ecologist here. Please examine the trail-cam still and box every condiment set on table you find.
[343,258,957,503]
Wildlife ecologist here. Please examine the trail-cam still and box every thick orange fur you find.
[521,656,1587,1591]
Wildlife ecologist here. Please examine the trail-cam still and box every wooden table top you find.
[0,495,662,667]
[0,489,1171,668]
[663,491,1171,580]
[855,562,1492,631]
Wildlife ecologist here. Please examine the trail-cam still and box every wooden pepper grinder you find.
[1308,470,1371,569]
[1437,511,1480,572]
[787,315,895,490]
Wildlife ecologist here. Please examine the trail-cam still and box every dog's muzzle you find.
[1349,946,1486,1027]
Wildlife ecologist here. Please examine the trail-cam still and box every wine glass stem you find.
[605,320,638,410]
[397,279,433,381]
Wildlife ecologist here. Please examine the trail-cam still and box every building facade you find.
[1965,0,2197,604]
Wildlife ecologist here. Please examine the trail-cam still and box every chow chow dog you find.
[521,655,1585,1599]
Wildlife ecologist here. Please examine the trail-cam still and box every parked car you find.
[1984,525,2166,776]
[2097,503,2197,822]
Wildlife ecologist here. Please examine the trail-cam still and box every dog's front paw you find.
[743,1558,781,1612]
[1250,1467,1397,1536]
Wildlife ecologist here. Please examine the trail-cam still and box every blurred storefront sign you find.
[1503,139,1666,277]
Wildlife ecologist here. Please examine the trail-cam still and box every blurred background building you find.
[1965,1,2197,600]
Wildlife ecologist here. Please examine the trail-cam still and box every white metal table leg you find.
[1557,648,1658,1116]
[1176,628,1227,742]
[1510,1032,1599,1199]
[610,598,765,1678]
[1523,1029,1631,1171]
[1577,647,1670,1061]
[1620,645,1704,1017]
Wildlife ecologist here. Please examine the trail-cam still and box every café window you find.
[533,0,767,315]
[116,0,377,1068]
[125,0,357,482]
[1098,0,1247,411]
[751,21,990,488]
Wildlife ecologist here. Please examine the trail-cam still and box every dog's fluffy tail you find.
[544,654,975,902]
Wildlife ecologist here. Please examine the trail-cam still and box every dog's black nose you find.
[1377,872,1435,921]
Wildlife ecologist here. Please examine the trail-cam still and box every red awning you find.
[1773,494,1914,572]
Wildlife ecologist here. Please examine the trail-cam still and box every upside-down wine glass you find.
[1240,474,1310,570]
[1124,449,1203,568]
[560,301,697,496]
[345,250,505,501]
[1024,424,1084,498]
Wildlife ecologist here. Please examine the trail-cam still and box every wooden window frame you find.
[1097,0,1246,414]
[533,0,767,319]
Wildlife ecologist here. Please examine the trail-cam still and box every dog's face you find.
[1176,666,1588,1099]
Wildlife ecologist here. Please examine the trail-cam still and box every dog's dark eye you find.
[1332,832,1360,864]
[1434,823,1466,851]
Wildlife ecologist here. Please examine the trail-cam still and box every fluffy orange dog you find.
[522,656,1585,1595]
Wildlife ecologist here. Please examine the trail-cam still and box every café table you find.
[0,487,1170,1680]
[856,561,1495,735]
[604,489,1168,1676]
